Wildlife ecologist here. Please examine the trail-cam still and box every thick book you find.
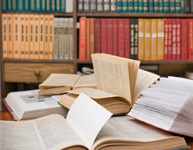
[176,19,181,60]
[151,19,157,60]
[94,18,101,53]
[29,15,34,59]
[134,19,138,60]
[128,76,193,138]
[90,18,95,58]
[107,19,113,55]
[164,19,168,60]
[59,53,160,115]
[113,19,118,56]
[184,0,191,12]
[38,74,96,96]
[168,19,172,60]
[157,19,164,60]
[124,19,130,58]
[171,19,177,60]
[144,19,151,60]
[180,19,188,60]
[130,19,135,59]
[118,19,125,57]
[138,18,145,60]
[101,19,107,54]
[188,19,193,60]
[7,14,13,58]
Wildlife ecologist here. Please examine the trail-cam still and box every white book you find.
[66,0,73,12]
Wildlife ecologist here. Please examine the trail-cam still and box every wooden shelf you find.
[77,13,193,18]
[77,60,92,64]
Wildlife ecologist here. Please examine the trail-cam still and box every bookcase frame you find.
[1,0,193,99]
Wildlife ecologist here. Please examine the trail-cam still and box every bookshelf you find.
[1,0,193,99]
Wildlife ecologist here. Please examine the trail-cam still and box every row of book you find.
[2,0,73,12]
[78,0,187,13]
[2,14,74,60]
[79,17,193,60]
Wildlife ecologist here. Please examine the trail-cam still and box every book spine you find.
[191,0,193,12]
[39,15,45,59]
[128,0,134,12]
[46,0,51,12]
[90,18,95,59]
[53,18,59,59]
[188,19,193,59]
[20,15,25,59]
[34,15,40,59]
[94,18,101,53]
[107,19,113,55]
[97,0,104,12]
[148,0,154,12]
[124,19,130,58]
[84,0,90,12]
[69,18,74,60]
[2,14,8,58]
[181,0,185,13]
[64,18,70,60]
[24,0,30,11]
[36,0,41,11]
[2,0,7,11]
[143,0,148,12]
[7,14,13,58]
[139,0,143,12]
[164,0,170,12]
[51,0,56,12]
[49,15,54,59]
[130,19,135,59]
[144,19,151,60]
[134,19,138,60]
[154,0,159,12]
[117,0,122,12]
[29,15,34,59]
[30,0,36,11]
[86,18,90,59]
[12,0,17,11]
[90,0,97,12]
[18,0,23,11]
[170,0,176,13]
[184,0,191,13]
[13,15,20,59]
[138,19,144,60]
[110,0,117,12]
[7,0,12,11]
[101,19,107,53]
[118,19,125,57]
[113,19,118,56]
[58,18,64,59]
[78,0,84,12]
[164,19,168,60]
[159,0,164,13]
[157,19,164,60]
[134,0,138,12]
[151,19,157,60]
[24,15,29,59]
[171,19,177,60]
[41,0,46,11]
[61,0,66,12]
[104,0,110,12]
[176,19,181,60]
[176,0,181,12]
[180,19,188,60]
[56,0,60,12]
[122,0,128,12]
[168,19,172,59]
[79,17,87,60]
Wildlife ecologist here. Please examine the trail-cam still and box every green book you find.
[46,0,51,11]
[18,0,23,11]
[159,0,164,12]
[181,0,184,13]
[51,0,56,11]
[117,0,122,13]
[30,0,36,11]
[170,0,176,13]
[128,0,134,12]
[8,0,12,11]
[35,0,41,11]
[41,0,46,11]
[154,0,159,12]
[176,0,181,13]
[148,0,154,12]
[134,0,138,12]
[139,0,143,12]
[24,0,29,11]
[56,0,60,12]
[60,0,66,12]
[2,0,7,11]
[143,0,148,12]
[12,0,17,11]
[122,0,128,12]
[163,0,169,12]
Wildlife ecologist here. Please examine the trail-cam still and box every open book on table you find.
[38,74,96,96]
[0,93,188,150]
[59,53,160,115]
[128,76,193,138]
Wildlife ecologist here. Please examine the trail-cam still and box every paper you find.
[66,93,112,149]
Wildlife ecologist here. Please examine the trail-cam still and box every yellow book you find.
[138,19,145,60]
[86,18,90,60]
[90,18,95,59]
[34,15,40,59]
[150,19,157,60]
[144,19,151,60]
[7,14,13,58]
[24,15,29,59]
[29,15,34,59]
[39,15,45,59]
[2,14,8,58]
[13,15,20,59]
[157,19,165,60]
[49,15,54,60]
[20,14,25,59]
[44,15,50,60]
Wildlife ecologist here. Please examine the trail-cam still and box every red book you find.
[176,19,181,60]
[188,19,193,60]
[118,19,125,57]
[79,17,87,60]
[113,19,118,56]
[171,19,177,60]
[168,19,172,60]
[101,19,108,54]
[107,19,113,55]
[94,18,101,53]
[180,19,188,60]
[164,19,168,60]
[124,19,130,58]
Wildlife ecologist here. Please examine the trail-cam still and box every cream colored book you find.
[38,74,96,96]
[59,53,160,115]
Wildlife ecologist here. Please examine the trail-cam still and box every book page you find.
[0,115,85,150]
[39,74,80,88]
[67,93,112,149]
[73,74,97,89]
[134,69,160,103]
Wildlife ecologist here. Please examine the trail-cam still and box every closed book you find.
[2,0,7,11]
[154,0,159,12]
[130,19,135,59]
[117,0,122,12]
[29,15,34,59]
[49,15,54,59]
[168,19,172,59]
[41,0,46,11]
[24,15,30,59]
[151,19,157,60]
[138,19,145,60]
[79,17,87,60]
[188,19,193,59]
[46,0,51,11]
[104,0,110,12]
[180,19,188,60]
[181,0,185,13]
[20,15,25,59]
[148,0,154,12]
[144,19,151,60]
[56,0,61,12]
[107,19,113,55]
[58,18,65,60]
[34,15,40,59]
[191,0,193,12]
[170,0,176,13]
[90,0,97,12]
[164,0,170,12]
[51,0,56,12]
[30,0,36,11]
[97,0,104,12]
[134,19,138,60]
[176,19,181,60]
[122,0,128,12]
[94,18,101,53]
[118,19,125,57]
[78,0,84,12]
[157,19,164,60]
[36,0,41,11]
[164,19,168,60]
[2,14,8,58]
[128,0,134,12]
[86,18,91,60]
[110,0,117,12]
[184,0,191,12]
[13,15,20,59]
[139,0,143,12]
[18,0,23,11]
[143,0,148,12]
[69,18,74,60]
[90,18,95,58]
[159,0,164,12]
[171,19,177,60]
[44,15,50,60]
[112,19,118,56]
[7,14,13,58]
[53,18,59,59]
[176,0,181,12]
[101,19,107,54]
[61,0,66,12]
[24,0,30,11]
[39,15,45,59]
[134,0,138,12]
[124,19,130,58]
[12,0,17,11]
[7,0,12,11]
[84,0,90,12]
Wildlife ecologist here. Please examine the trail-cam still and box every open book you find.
[3,90,68,120]
[59,53,160,115]
[128,76,193,138]
[38,74,96,96]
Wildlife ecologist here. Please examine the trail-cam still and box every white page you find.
[66,93,112,149]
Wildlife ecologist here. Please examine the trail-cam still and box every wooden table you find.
[0,111,193,149]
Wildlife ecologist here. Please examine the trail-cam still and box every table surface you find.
[0,111,193,149]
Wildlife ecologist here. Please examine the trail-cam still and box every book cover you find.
[138,19,145,60]
[130,19,135,59]
[124,19,130,58]
[97,0,104,12]
[101,19,107,54]
[107,19,113,55]
[94,18,101,53]
[113,19,118,56]
[176,19,181,60]
[144,19,151,60]
[118,19,125,57]
[171,19,177,60]
[164,19,168,60]
[29,15,34,59]
[157,19,164,60]
[24,15,30,59]
[151,19,157,60]
[180,19,188,60]
[2,14,8,58]
[90,0,97,12]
